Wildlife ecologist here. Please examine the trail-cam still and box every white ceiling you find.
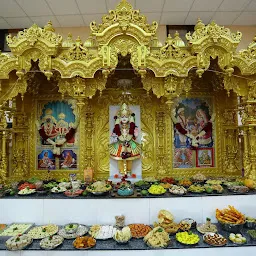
[0,0,256,29]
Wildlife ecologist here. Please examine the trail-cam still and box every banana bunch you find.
[113,227,131,242]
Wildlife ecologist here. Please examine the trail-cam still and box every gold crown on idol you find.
[58,113,66,119]
[45,108,53,115]
[117,103,131,117]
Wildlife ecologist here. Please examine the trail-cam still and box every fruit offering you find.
[197,218,217,234]
[113,226,132,243]
[51,186,66,193]
[18,182,36,191]
[188,184,205,193]
[176,231,200,245]
[27,224,58,239]
[204,233,227,246]
[229,233,246,244]
[159,183,172,189]
[178,179,192,187]
[216,205,245,224]
[18,187,36,195]
[0,223,33,236]
[169,185,187,195]
[248,230,256,240]
[206,180,222,185]
[40,235,64,250]
[64,189,83,197]
[89,225,116,239]
[144,227,170,248]
[204,184,224,193]
[128,224,152,238]
[58,225,88,239]
[73,236,96,249]
[228,185,249,194]
[148,184,166,195]
[86,181,112,193]
[192,173,206,183]
[134,180,150,188]
[6,234,33,251]
[143,177,158,183]
[160,177,175,184]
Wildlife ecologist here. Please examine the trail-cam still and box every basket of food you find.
[216,205,245,232]
[86,181,112,195]
[245,216,256,229]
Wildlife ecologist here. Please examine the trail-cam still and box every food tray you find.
[0,223,34,237]
[40,235,64,250]
[203,233,227,247]
[58,225,88,239]
[73,240,96,250]
[6,238,33,251]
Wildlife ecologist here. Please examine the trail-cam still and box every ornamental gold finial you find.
[44,21,55,32]
[195,18,205,30]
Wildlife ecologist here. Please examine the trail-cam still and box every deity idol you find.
[109,103,141,175]
[40,108,58,142]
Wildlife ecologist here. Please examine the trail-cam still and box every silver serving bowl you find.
[64,223,79,234]
[245,221,256,229]
[219,221,244,233]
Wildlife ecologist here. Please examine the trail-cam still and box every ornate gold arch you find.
[0,0,256,103]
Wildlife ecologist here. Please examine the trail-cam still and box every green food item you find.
[27,177,40,184]
[9,191,15,196]
[141,190,148,195]
[205,187,213,193]
[248,230,256,238]
[82,190,88,196]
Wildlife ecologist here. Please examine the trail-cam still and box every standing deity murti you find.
[109,103,141,175]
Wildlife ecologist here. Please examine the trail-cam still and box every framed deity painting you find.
[36,99,79,171]
[196,148,214,167]
[172,97,215,169]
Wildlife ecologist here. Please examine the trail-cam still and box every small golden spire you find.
[44,21,55,32]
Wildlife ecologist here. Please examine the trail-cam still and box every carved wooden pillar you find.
[155,111,166,176]
[239,101,256,179]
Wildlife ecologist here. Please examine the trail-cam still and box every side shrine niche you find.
[1,0,256,183]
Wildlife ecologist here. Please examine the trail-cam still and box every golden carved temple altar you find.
[0,0,256,183]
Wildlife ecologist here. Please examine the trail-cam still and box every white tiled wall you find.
[1,195,256,225]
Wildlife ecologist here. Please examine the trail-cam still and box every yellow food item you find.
[73,236,96,248]
[244,179,255,189]
[148,185,166,195]
[216,205,245,224]
[144,227,170,248]
[176,231,200,245]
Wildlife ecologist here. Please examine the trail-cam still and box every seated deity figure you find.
[109,103,141,175]
[56,113,69,138]
[40,108,58,143]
